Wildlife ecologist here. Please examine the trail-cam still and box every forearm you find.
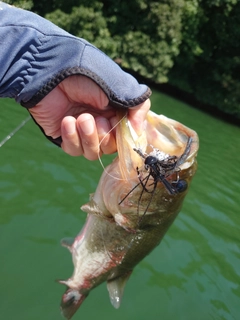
[0,2,151,109]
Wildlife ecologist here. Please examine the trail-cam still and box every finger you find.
[61,116,84,156]
[95,117,117,154]
[76,114,100,161]
[128,99,151,135]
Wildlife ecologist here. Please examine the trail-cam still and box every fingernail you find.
[95,117,109,135]
[64,118,75,135]
[80,118,94,135]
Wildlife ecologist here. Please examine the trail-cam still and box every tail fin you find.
[60,287,87,319]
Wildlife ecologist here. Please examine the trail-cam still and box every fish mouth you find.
[116,110,198,179]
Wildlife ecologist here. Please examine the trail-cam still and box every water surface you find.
[0,92,239,320]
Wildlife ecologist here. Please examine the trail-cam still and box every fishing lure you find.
[119,137,192,220]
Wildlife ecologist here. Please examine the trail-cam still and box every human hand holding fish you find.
[28,74,199,320]
[0,5,198,318]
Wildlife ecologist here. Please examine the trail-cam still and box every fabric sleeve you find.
[0,2,151,109]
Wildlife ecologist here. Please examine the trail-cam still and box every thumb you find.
[128,99,151,135]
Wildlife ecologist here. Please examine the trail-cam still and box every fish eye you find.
[174,179,188,193]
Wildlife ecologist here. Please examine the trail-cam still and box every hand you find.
[29,75,150,160]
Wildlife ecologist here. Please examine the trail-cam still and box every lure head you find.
[144,155,158,168]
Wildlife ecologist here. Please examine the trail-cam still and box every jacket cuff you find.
[22,66,151,109]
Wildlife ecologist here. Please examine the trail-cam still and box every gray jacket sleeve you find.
[0,2,151,110]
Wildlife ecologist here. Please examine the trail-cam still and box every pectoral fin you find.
[81,199,112,218]
[107,271,132,309]
[61,238,74,250]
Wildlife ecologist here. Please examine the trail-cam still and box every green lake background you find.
[0,90,239,320]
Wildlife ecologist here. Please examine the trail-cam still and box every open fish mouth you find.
[102,110,199,228]
[59,110,199,319]
[117,111,198,180]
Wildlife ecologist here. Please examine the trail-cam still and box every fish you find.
[59,110,199,319]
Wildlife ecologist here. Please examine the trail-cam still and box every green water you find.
[0,91,239,320]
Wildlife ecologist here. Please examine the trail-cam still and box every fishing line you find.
[0,115,31,147]
[97,112,145,182]
[97,113,129,181]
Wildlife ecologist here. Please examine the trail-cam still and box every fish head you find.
[93,110,199,230]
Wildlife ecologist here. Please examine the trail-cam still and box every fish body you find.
[60,111,199,319]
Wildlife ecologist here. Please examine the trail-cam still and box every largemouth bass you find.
[60,111,199,319]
